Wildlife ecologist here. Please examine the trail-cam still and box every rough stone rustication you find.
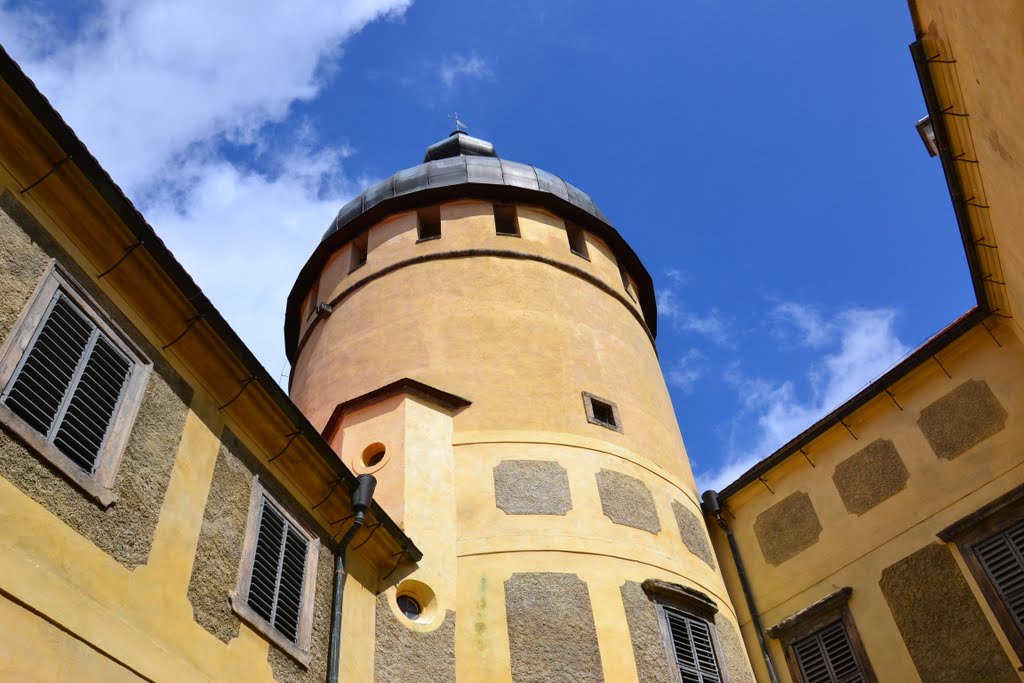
[374,593,456,682]
[494,460,572,515]
[672,500,716,569]
[832,439,909,515]
[620,581,672,683]
[187,435,251,644]
[0,192,50,339]
[188,430,335,680]
[753,491,822,566]
[918,379,1007,460]
[879,543,1017,683]
[596,469,661,534]
[505,572,604,683]
[715,614,755,683]
[0,192,192,569]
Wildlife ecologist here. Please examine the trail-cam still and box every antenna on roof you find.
[448,112,470,133]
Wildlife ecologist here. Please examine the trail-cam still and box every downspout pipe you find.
[327,473,377,683]
[702,490,779,683]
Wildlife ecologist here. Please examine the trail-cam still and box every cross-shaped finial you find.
[448,112,470,132]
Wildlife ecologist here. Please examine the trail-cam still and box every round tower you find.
[286,132,750,682]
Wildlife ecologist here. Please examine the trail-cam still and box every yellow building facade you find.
[703,2,1024,681]
[2,0,1024,680]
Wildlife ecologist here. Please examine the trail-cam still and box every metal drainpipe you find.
[327,474,377,683]
[701,490,780,683]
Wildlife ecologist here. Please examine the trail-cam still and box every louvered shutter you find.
[792,620,864,683]
[2,292,133,473]
[247,497,310,643]
[975,519,1024,636]
[663,605,722,683]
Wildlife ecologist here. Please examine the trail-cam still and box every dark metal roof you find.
[321,147,611,244]
[287,133,658,362]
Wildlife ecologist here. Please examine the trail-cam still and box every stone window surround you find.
[0,259,151,508]
[938,482,1024,664]
[766,586,877,683]
[641,579,733,683]
[582,390,622,433]
[231,476,321,667]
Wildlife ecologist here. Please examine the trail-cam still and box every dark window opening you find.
[582,391,622,432]
[397,595,422,620]
[350,234,368,272]
[494,203,520,236]
[417,206,441,240]
[566,221,588,258]
[621,268,638,302]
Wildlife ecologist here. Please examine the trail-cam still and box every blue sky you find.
[0,1,973,491]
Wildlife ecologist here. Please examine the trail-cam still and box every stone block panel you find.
[672,501,716,569]
[494,460,572,515]
[918,379,1007,460]
[620,581,673,683]
[879,543,1017,683]
[832,439,908,515]
[596,469,661,534]
[375,594,455,683]
[505,572,604,683]
[715,614,755,683]
[753,491,821,566]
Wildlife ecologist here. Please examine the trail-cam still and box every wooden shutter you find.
[663,605,722,683]
[2,292,132,473]
[975,519,1024,636]
[792,620,864,683]
[247,497,310,643]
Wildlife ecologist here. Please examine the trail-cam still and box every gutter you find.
[0,44,421,563]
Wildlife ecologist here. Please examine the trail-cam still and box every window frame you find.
[582,391,622,433]
[766,587,877,683]
[938,483,1024,664]
[642,579,731,683]
[231,477,321,667]
[0,260,151,508]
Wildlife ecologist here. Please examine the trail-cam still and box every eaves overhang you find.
[0,44,422,563]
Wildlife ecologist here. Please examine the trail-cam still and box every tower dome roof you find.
[286,132,658,362]
[320,131,611,243]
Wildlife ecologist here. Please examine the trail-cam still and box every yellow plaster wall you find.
[910,0,1024,332]
[715,320,1024,681]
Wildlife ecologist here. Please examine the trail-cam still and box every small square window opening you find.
[494,203,520,236]
[417,206,441,241]
[582,391,622,433]
[566,221,589,259]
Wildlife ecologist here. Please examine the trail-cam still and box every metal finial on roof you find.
[448,112,470,132]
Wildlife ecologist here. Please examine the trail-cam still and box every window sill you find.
[570,249,591,261]
[496,231,521,237]
[0,402,117,508]
[416,235,442,243]
[230,596,312,668]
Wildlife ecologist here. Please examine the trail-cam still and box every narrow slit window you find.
[566,221,588,258]
[234,481,320,666]
[494,203,520,236]
[621,268,638,302]
[350,233,368,272]
[417,206,441,240]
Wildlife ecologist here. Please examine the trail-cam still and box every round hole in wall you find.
[362,442,386,468]
[394,579,437,624]
[397,594,421,620]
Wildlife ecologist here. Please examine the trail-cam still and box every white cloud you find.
[658,288,732,347]
[665,348,705,393]
[771,301,836,348]
[698,306,910,492]
[438,53,492,91]
[0,0,412,379]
